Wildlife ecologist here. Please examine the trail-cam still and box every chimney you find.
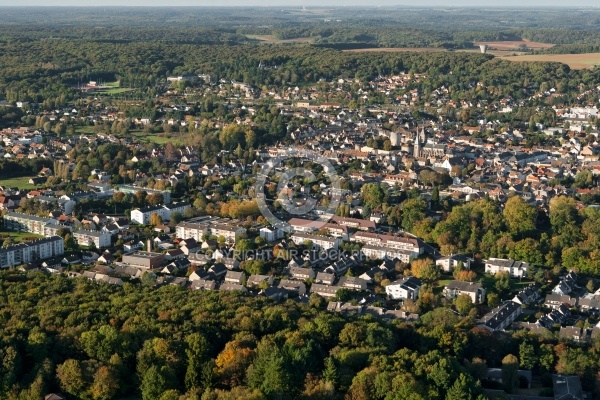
[147,238,152,252]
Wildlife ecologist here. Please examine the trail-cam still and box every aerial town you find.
[2,5,600,400]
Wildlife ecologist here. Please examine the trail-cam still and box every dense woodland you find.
[0,272,598,400]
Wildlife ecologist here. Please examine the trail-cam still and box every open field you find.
[343,39,555,56]
[500,53,600,70]
[89,81,135,95]
[474,39,555,51]
[344,47,446,53]
[98,88,135,95]
[0,176,38,190]
[134,132,185,145]
[246,34,318,44]
[74,126,98,135]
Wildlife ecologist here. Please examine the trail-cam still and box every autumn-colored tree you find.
[454,270,477,282]
[150,213,163,226]
[147,193,164,206]
[90,365,119,400]
[410,258,440,284]
[215,340,254,387]
[56,359,86,397]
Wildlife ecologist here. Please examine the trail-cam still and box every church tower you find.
[414,125,425,158]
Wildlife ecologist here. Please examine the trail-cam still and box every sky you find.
[7,1,600,6]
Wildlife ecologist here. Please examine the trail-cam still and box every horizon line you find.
[1,5,600,8]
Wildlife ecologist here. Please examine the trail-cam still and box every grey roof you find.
[5,211,50,223]
[552,375,583,400]
[445,280,483,293]
[480,301,521,331]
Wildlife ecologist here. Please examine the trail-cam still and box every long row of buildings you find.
[176,217,247,245]
[0,236,64,268]
[4,212,111,248]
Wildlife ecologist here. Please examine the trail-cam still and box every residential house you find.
[247,274,274,288]
[385,276,422,300]
[362,244,415,263]
[484,258,529,278]
[260,286,288,301]
[224,271,245,285]
[338,276,368,291]
[73,230,111,249]
[512,284,541,306]
[310,283,339,298]
[290,233,341,250]
[315,272,335,285]
[277,279,307,296]
[552,271,579,295]
[208,263,228,279]
[436,254,471,272]
[351,232,423,257]
[190,279,217,291]
[478,301,522,332]
[289,267,316,280]
[219,283,248,292]
[259,226,285,242]
[443,281,486,304]
[552,375,584,400]
[545,294,577,310]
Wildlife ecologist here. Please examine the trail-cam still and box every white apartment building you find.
[4,212,58,235]
[130,202,191,225]
[485,258,529,278]
[73,230,112,249]
[290,232,340,250]
[176,219,246,244]
[351,232,423,257]
[361,244,414,263]
[0,236,64,268]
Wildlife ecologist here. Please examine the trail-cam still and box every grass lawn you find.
[433,277,454,295]
[134,133,185,145]
[98,88,135,95]
[482,273,534,293]
[74,126,98,135]
[0,176,38,189]
[0,228,44,242]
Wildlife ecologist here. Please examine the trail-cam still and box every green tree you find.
[503,196,537,238]
[494,271,512,295]
[80,325,120,363]
[247,339,295,399]
[454,294,474,316]
[539,344,555,372]
[141,365,168,400]
[185,333,211,391]
[501,354,519,393]
[487,292,500,308]
[445,373,479,400]
[361,183,386,209]
[241,259,267,275]
[401,197,427,232]
[56,359,86,398]
[431,185,440,204]
[519,341,536,370]
[322,357,338,388]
